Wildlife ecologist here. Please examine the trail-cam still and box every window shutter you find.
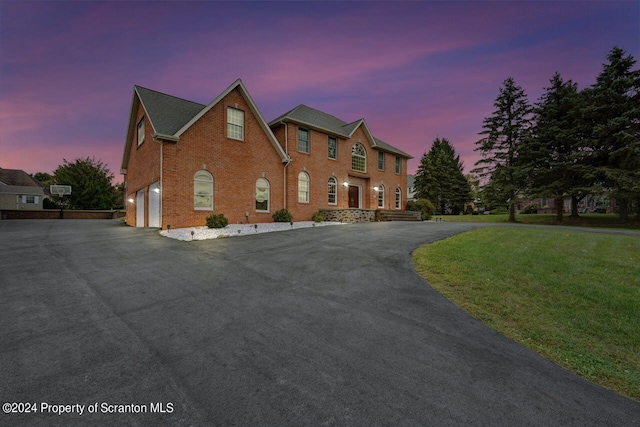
[34,196,39,203]
[22,195,26,203]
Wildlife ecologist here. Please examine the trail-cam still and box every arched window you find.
[194,170,213,210]
[256,178,270,212]
[328,177,337,205]
[377,184,385,208]
[395,187,402,210]
[298,172,310,203]
[351,143,366,172]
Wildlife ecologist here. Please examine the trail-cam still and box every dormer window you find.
[137,117,145,146]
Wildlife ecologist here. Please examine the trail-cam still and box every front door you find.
[348,185,360,208]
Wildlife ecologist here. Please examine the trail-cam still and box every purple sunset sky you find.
[1,1,638,182]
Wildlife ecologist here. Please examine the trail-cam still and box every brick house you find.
[0,168,45,211]
[121,79,412,229]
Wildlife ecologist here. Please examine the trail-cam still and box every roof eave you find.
[272,117,349,139]
[153,133,179,142]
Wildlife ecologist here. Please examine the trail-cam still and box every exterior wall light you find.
[342,181,349,187]
[373,186,379,191]
[153,187,160,193]
[128,198,134,203]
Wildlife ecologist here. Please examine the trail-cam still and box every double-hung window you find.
[256,178,270,212]
[328,137,337,159]
[298,172,309,203]
[194,170,214,210]
[378,151,385,170]
[227,107,244,140]
[395,156,401,174]
[351,143,366,172]
[328,177,337,205]
[395,187,402,209]
[137,117,145,146]
[298,128,309,153]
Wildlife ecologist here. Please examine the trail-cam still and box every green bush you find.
[311,211,326,222]
[206,213,228,228]
[272,209,293,222]
[522,204,539,214]
[406,199,436,220]
[490,208,509,215]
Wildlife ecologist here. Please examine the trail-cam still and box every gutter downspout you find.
[159,141,163,228]
[281,121,290,210]
[153,134,178,229]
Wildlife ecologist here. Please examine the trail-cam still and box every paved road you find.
[0,220,638,426]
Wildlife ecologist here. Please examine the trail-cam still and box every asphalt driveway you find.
[0,219,638,426]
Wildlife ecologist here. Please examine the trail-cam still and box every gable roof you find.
[0,168,43,188]
[0,168,45,196]
[268,104,412,158]
[122,79,289,173]
[135,86,206,136]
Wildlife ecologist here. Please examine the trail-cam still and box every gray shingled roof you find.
[135,86,206,136]
[0,168,43,188]
[269,104,411,158]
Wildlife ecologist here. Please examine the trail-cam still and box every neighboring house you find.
[521,193,618,214]
[0,168,45,211]
[121,79,412,229]
[407,174,416,201]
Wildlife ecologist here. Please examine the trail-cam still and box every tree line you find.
[34,157,124,210]
[414,46,639,224]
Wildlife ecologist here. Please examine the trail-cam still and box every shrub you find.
[272,209,293,222]
[311,211,326,222]
[490,208,509,215]
[406,199,436,220]
[206,213,228,229]
[522,204,538,214]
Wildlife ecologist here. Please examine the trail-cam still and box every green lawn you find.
[412,227,640,401]
[433,213,640,229]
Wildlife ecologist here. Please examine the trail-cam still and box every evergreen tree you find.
[53,157,118,210]
[414,137,471,214]
[583,47,640,224]
[473,77,533,222]
[525,72,588,222]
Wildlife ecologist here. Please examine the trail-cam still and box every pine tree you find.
[584,47,640,224]
[473,78,533,222]
[525,72,587,222]
[414,138,471,214]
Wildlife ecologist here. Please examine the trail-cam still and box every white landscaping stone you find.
[160,221,344,241]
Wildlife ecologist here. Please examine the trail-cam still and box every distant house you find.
[121,79,414,229]
[0,168,45,211]
[407,174,417,201]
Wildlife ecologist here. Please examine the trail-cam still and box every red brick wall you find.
[124,87,408,229]
[124,102,160,227]
[273,123,408,221]
[160,88,285,229]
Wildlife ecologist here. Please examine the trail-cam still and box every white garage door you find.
[148,182,160,228]
[136,189,145,227]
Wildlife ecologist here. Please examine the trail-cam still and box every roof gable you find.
[0,168,42,188]
[122,79,289,173]
[269,105,412,158]
[135,86,205,136]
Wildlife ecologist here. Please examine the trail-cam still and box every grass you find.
[433,213,640,229]
[412,227,640,401]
